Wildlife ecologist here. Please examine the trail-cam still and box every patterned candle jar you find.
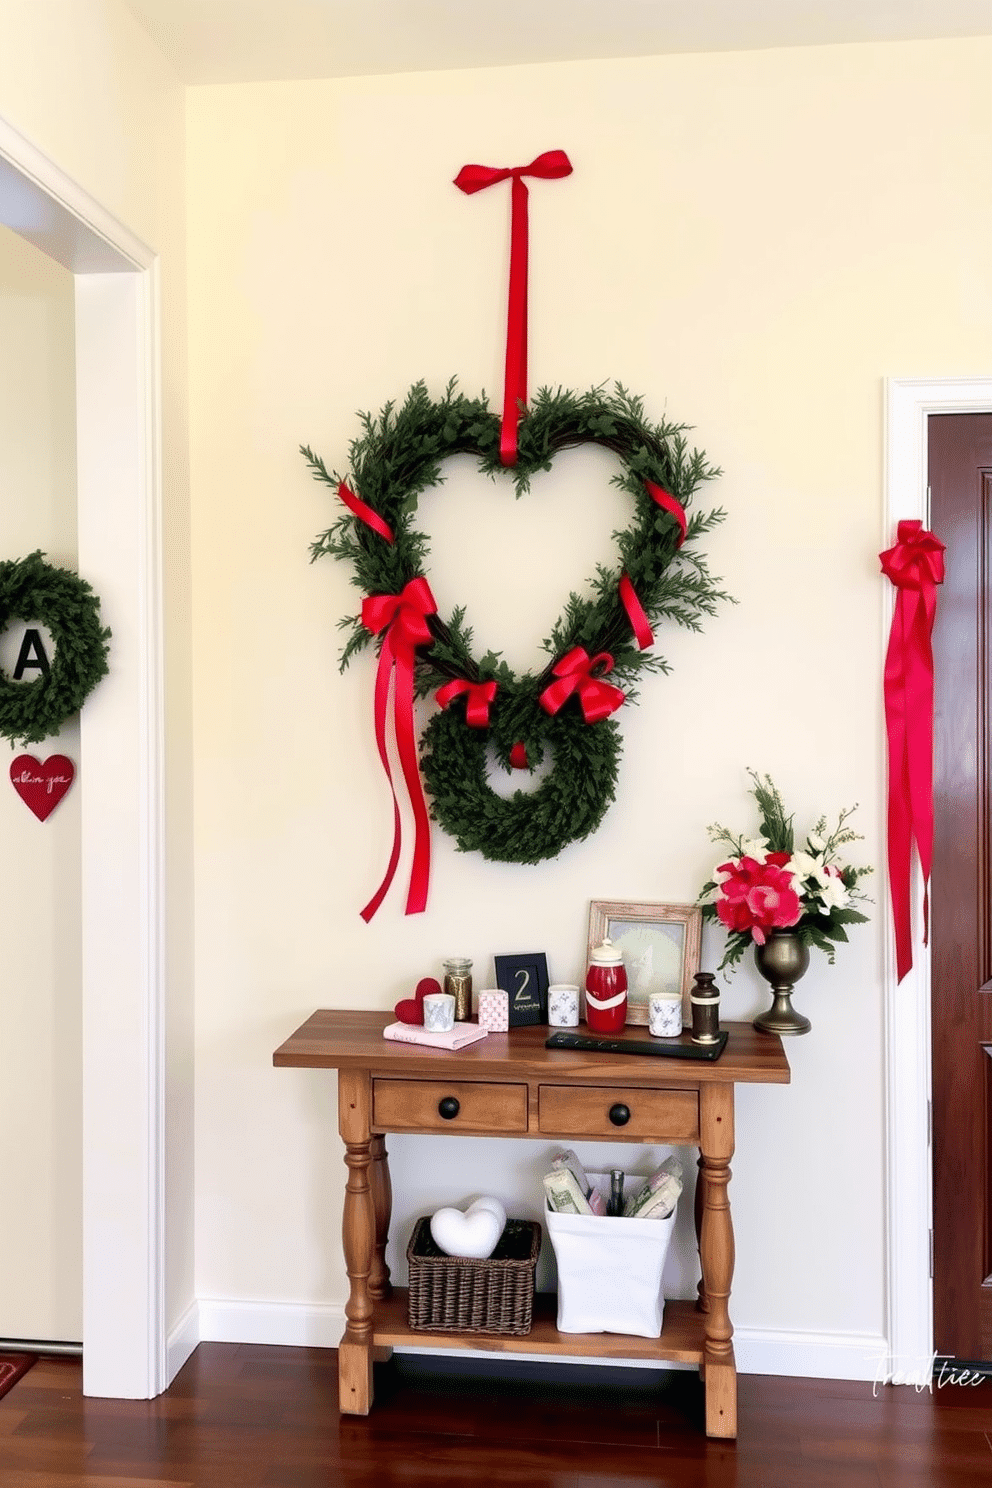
[649,992,682,1039]
[548,984,580,1027]
[477,988,509,1032]
[423,992,456,1032]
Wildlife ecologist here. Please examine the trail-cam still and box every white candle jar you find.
[648,993,682,1039]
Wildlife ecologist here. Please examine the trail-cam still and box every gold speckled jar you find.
[443,957,473,1021]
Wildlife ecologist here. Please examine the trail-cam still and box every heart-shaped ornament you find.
[10,753,75,821]
[429,1195,507,1259]
[394,975,442,1025]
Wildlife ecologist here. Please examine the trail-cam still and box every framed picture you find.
[587,900,701,1027]
[494,952,550,1027]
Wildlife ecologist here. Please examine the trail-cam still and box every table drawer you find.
[373,1078,528,1134]
[538,1084,699,1142]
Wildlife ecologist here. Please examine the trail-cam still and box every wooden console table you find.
[273,1011,790,1438]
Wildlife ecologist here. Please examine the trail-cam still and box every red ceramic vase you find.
[585,938,628,1033]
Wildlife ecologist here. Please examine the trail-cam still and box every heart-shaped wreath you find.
[305,381,727,911]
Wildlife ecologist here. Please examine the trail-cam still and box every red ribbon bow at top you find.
[455,150,573,467]
[539,648,625,724]
[879,520,946,982]
[360,577,437,922]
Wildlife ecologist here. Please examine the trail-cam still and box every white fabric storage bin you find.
[545,1170,677,1337]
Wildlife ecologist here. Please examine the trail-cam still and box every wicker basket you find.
[406,1216,541,1335]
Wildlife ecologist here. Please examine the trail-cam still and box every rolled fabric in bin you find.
[545,1170,677,1337]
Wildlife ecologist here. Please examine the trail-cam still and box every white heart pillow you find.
[429,1196,507,1258]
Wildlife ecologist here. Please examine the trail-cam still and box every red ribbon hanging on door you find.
[359,577,437,921]
[454,150,573,467]
[879,520,945,982]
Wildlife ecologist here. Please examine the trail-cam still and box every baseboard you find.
[735,1326,890,1382]
[197,1297,347,1349]
[193,1298,887,1382]
[166,1301,200,1385]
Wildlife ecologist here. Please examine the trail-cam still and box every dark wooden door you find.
[929,412,992,1364]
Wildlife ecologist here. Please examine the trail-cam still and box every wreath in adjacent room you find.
[0,550,111,746]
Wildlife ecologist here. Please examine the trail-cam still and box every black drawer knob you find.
[438,1096,460,1120]
[608,1102,631,1127]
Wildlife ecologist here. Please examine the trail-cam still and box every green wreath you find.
[0,551,111,746]
[305,381,727,865]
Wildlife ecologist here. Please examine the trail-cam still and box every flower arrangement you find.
[699,772,871,970]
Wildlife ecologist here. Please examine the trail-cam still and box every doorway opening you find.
[0,115,169,1398]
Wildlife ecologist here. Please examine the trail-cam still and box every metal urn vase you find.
[753,929,811,1036]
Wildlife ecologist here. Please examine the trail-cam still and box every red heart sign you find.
[394,976,442,1025]
[10,754,75,821]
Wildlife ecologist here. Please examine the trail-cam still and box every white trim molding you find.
[198,1299,347,1350]
[167,1301,201,1384]
[0,113,170,1398]
[882,376,992,1382]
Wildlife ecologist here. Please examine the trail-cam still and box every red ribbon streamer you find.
[618,573,653,649]
[338,480,394,544]
[359,577,437,921]
[539,647,625,724]
[645,480,687,547]
[509,742,529,769]
[436,677,498,728]
[454,150,573,467]
[879,520,945,982]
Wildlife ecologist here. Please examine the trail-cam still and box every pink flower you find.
[715,856,802,943]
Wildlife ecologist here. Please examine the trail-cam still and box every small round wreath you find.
[305,381,727,865]
[0,551,111,746]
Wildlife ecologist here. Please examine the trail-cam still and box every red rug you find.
[0,1352,38,1401]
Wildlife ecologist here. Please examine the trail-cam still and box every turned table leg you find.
[369,1134,393,1301]
[695,1153,708,1316]
[698,1083,736,1439]
[338,1068,376,1414]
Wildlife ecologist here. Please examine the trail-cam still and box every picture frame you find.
[587,900,701,1027]
[494,951,550,1027]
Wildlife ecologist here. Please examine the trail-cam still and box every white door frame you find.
[883,375,992,1380]
[0,115,167,1398]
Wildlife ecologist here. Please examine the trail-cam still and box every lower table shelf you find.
[372,1290,708,1365]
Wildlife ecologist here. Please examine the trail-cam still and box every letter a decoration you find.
[304,153,729,919]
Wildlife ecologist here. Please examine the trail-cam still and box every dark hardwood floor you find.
[1,1345,990,1487]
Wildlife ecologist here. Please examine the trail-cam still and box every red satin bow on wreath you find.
[455,150,573,466]
[360,576,437,922]
[539,648,625,723]
[879,519,945,982]
[436,677,498,728]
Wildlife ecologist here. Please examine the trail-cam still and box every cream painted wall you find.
[0,0,194,1345]
[187,35,992,1369]
[0,224,80,1341]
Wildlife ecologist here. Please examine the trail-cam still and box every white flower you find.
[739,837,769,861]
[786,850,822,884]
[807,832,825,852]
[817,876,850,912]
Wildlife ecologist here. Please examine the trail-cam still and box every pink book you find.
[382,1021,489,1051]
